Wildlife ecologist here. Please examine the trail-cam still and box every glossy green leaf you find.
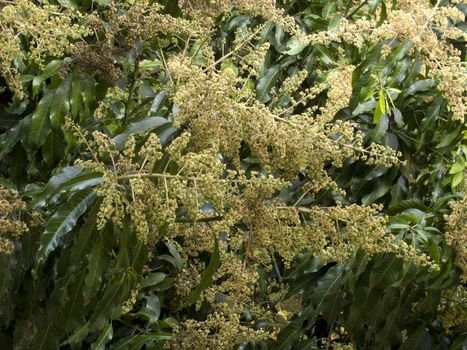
[70,78,83,119]
[311,265,349,325]
[91,322,113,350]
[275,318,303,350]
[49,77,72,128]
[62,322,90,346]
[113,117,170,150]
[83,226,113,305]
[0,115,31,159]
[165,241,183,271]
[150,89,169,114]
[59,267,88,333]
[369,254,401,290]
[404,79,435,97]
[28,92,53,149]
[140,272,167,289]
[42,131,63,167]
[420,97,443,132]
[36,189,96,265]
[108,333,171,350]
[284,37,308,55]
[89,278,128,331]
[374,91,387,123]
[436,125,462,149]
[256,65,280,103]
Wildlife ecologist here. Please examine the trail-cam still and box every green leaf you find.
[369,254,401,290]
[180,236,220,308]
[284,37,307,55]
[29,323,61,350]
[374,91,387,123]
[448,162,463,175]
[150,89,169,115]
[314,44,334,65]
[392,108,404,128]
[91,322,113,350]
[133,293,161,325]
[311,265,348,325]
[89,278,127,331]
[83,226,113,305]
[385,40,413,66]
[436,125,462,149]
[256,65,280,103]
[39,59,62,81]
[36,189,96,265]
[165,241,184,271]
[0,115,31,159]
[322,1,336,18]
[69,201,102,267]
[42,131,63,167]
[108,333,171,350]
[220,61,239,76]
[374,297,403,348]
[378,0,388,25]
[62,322,89,346]
[98,0,112,7]
[32,169,102,209]
[449,335,467,350]
[49,77,72,128]
[113,117,170,150]
[0,178,16,191]
[353,99,377,116]
[404,79,436,97]
[59,267,88,333]
[372,113,389,140]
[28,92,53,148]
[451,171,463,188]
[361,176,392,205]
[275,318,303,350]
[70,78,83,119]
[140,272,167,289]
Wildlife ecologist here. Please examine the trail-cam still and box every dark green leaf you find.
[256,65,280,103]
[28,92,53,148]
[140,272,167,289]
[108,333,171,350]
[150,89,169,114]
[91,322,113,350]
[36,189,96,265]
[370,254,401,290]
[165,241,183,271]
[113,117,170,150]
[84,226,113,305]
[42,131,63,167]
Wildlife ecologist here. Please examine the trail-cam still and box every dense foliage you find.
[0,0,465,349]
